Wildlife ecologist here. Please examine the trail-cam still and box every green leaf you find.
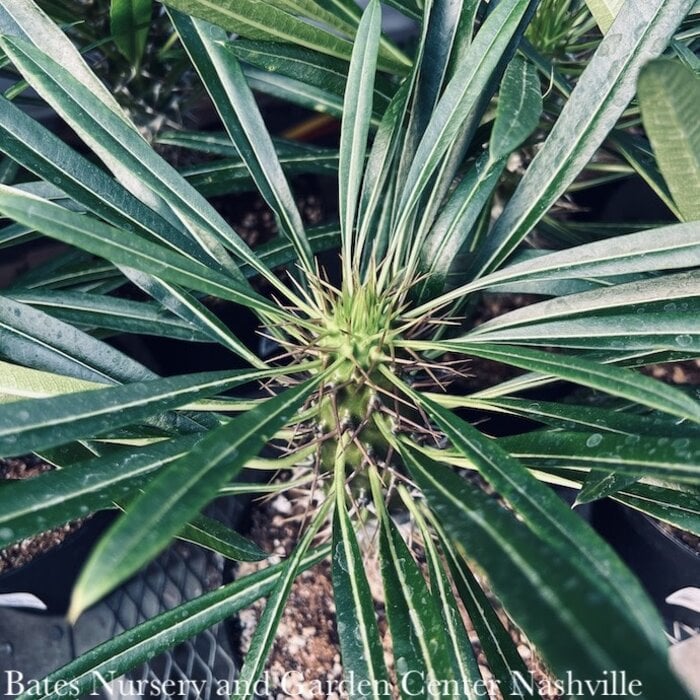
[368,467,458,699]
[419,153,504,298]
[397,392,667,653]
[470,271,700,335]
[397,0,469,179]
[339,0,381,284]
[182,145,340,197]
[110,0,152,66]
[404,449,690,699]
[0,95,218,272]
[406,221,700,319]
[429,515,536,700]
[119,271,265,367]
[584,0,623,33]
[251,0,358,36]
[614,482,700,536]
[472,0,695,276]
[489,54,542,160]
[6,290,210,342]
[638,58,700,221]
[498,430,700,484]
[180,514,267,562]
[412,341,700,424]
[0,435,199,548]
[0,0,127,118]
[576,470,639,504]
[0,366,281,458]
[468,312,700,352]
[356,80,411,266]
[233,496,333,699]
[161,0,353,68]
[225,40,394,114]
[157,130,240,157]
[0,359,106,403]
[168,11,313,271]
[242,225,341,278]
[241,65,348,122]
[608,131,681,219]
[0,296,156,384]
[331,441,390,698]
[69,378,319,620]
[400,490,483,696]
[436,395,700,438]
[14,546,329,700]
[0,34,273,287]
[394,0,534,238]
[162,0,408,74]
[0,186,279,317]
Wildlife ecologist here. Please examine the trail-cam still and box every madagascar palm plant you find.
[0,0,699,698]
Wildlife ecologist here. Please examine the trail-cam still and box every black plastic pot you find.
[592,499,700,633]
[0,511,115,615]
[0,497,246,700]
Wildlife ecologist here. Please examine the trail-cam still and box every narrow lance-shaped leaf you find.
[110,0,152,66]
[0,186,280,318]
[584,0,623,33]
[332,437,390,698]
[241,65,351,123]
[466,313,700,353]
[161,0,409,74]
[0,0,195,234]
[368,467,458,699]
[408,221,700,319]
[224,40,395,114]
[520,40,682,219]
[393,0,534,243]
[182,146,341,198]
[6,289,211,343]
[356,77,412,272]
[394,388,668,653]
[471,0,695,277]
[233,496,334,700]
[161,0,352,66]
[0,34,288,292]
[0,296,156,384]
[431,394,700,438]
[0,0,126,118]
[403,448,690,700]
[498,430,700,484]
[0,366,285,458]
[181,514,267,562]
[576,470,639,505]
[339,0,381,287]
[399,487,483,698]
[406,341,700,425]
[638,58,700,222]
[613,481,700,537]
[168,10,313,271]
[69,377,320,619]
[420,54,542,296]
[470,271,700,335]
[428,514,536,700]
[0,94,224,274]
[0,436,197,547]
[118,269,266,368]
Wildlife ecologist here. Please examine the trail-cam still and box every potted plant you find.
[0,0,699,698]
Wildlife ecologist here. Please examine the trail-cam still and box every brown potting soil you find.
[0,457,84,574]
[237,491,561,700]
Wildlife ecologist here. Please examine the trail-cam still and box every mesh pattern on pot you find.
[73,498,243,700]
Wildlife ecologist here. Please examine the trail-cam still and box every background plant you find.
[0,1,699,699]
